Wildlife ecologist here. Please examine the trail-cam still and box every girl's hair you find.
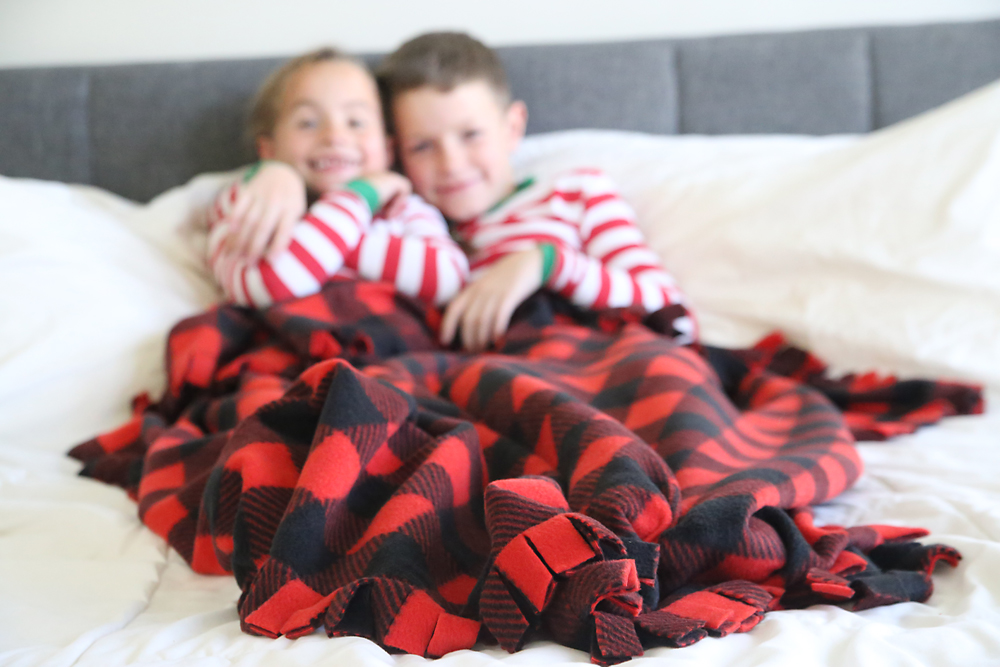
[248,47,366,141]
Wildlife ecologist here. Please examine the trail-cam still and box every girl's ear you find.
[257,135,276,160]
[506,100,528,147]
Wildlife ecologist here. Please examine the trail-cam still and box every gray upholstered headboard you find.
[2,19,999,202]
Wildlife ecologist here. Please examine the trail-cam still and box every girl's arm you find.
[347,196,470,307]
[208,179,374,308]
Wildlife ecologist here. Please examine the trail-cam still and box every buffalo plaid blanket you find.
[70,279,982,664]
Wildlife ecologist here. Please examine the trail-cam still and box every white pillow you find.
[514,80,1000,390]
[0,173,230,452]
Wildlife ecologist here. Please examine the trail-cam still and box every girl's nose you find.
[320,121,343,146]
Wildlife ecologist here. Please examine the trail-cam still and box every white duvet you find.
[1,80,999,666]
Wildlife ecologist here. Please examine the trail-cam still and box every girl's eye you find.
[295,118,318,130]
[462,129,481,141]
[409,142,432,154]
[348,117,366,129]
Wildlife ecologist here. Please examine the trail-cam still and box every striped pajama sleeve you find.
[350,196,469,307]
[207,181,371,308]
[544,172,697,342]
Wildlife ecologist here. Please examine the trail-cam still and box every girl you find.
[209,48,468,309]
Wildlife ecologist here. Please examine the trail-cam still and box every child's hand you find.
[440,247,544,352]
[223,161,306,262]
[361,172,412,218]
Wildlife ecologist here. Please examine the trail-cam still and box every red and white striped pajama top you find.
[207,180,469,309]
[454,168,696,343]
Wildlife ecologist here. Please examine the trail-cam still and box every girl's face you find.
[258,60,391,194]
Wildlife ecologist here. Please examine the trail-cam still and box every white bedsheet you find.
[2,81,1000,667]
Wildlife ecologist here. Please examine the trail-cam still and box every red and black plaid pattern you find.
[70,280,981,663]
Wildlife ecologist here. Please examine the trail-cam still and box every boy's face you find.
[258,60,391,194]
[393,81,527,222]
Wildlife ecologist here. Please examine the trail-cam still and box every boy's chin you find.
[435,179,521,222]
[436,196,491,223]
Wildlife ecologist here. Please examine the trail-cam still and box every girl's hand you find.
[440,247,544,352]
[361,171,412,218]
[223,161,306,262]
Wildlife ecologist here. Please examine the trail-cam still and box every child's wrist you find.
[539,243,557,285]
[242,159,282,183]
[344,178,380,213]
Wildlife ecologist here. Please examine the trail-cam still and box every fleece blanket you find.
[70,279,982,664]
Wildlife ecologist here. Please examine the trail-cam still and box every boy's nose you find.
[439,141,465,174]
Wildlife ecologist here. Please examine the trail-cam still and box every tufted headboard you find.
[1,19,999,202]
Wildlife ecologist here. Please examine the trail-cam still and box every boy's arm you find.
[208,182,375,308]
[348,196,470,306]
[439,247,543,351]
[217,161,307,262]
[207,179,241,229]
[544,171,697,343]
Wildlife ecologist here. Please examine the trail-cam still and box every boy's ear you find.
[257,135,276,160]
[506,100,528,146]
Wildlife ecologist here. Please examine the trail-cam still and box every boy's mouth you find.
[437,178,481,196]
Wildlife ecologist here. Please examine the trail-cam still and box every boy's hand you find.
[440,247,544,352]
[359,172,412,218]
[223,161,306,262]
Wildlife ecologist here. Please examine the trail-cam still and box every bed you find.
[2,18,1000,667]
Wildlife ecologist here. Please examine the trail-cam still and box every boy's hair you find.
[248,47,366,141]
[377,32,511,115]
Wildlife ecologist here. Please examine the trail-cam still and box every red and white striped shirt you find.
[454,168,696,343]
[207,180,469,309]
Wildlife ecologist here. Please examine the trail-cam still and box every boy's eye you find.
[348,117,366,129]
[295,118,318,130]
[408,141,432,154]
[462,129,481,141]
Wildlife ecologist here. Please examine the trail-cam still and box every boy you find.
[209,48,468,308]
[377,33,696,351]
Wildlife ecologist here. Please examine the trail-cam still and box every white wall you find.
[1,0,999,68]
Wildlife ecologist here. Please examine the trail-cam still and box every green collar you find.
[487,177,535,214]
